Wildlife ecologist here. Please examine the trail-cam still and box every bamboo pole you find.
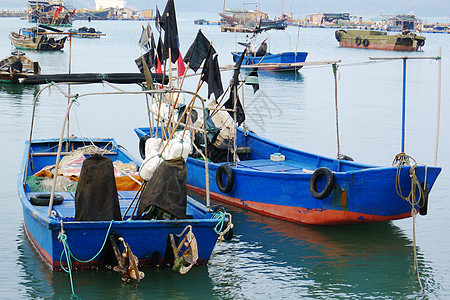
[333,63,341,158]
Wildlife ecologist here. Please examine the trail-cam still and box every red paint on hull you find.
[339,40,418,51]
[188,185,412,225]
[24,221,55,269]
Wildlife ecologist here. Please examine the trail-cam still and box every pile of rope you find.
[392,152,428,294]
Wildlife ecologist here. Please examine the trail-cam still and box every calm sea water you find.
[1,12,449,299]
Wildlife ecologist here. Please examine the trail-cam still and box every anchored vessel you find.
[0,51,40,83]
[10,27,67,51]
[18,84,232,279]
[231,26,308,71]
[136,127,440,225]
[335,29,426,51]
[27,0,74,27]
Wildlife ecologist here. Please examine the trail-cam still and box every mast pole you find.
[401,58,407,153]
[434,47,442,166]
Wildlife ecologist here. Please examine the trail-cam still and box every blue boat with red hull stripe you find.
[18,138,224,271]
[135,127,441,226]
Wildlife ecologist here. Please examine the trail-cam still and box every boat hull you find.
[135,127,441,225]
[231,51,308,71]
[335,29,425,51]
[10,30,67,51]
[18,138,222,270]
[0,52,40,83]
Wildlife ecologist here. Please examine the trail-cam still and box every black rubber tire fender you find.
[362,39,369,47]
[335,30,341,42]
[355,36,361,46]
[216,164,234,193]
[139,134,150,159]
[309,167,335,200]
[30,193,64,206]
[419,185,429,216]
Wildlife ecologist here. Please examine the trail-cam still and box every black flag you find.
[155,6,161,33]
[224,49,247,125]
[156,35,164,65]
[160,0,179,63]
[201,45,223,100]
[184,30,211,72]
[135,50,155,72]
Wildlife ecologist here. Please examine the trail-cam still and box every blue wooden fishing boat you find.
[231,51,308,71]
[18,84,232,278]
[231,25,308,71]
[135,127,441,226]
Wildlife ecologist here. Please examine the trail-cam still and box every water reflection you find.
[259,70,305,83]
[0,83,39,99]
[17,225,218,299]
[207,203,434,299]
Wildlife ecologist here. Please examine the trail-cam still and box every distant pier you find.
[0,9,27,18]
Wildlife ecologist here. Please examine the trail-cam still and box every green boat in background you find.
[335,29,425,51]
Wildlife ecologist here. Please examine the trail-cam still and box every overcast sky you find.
[1,0,449,18]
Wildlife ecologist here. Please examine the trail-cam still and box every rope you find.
[393,152,426,293]
[58,220,114,297]
[211,211,233,243]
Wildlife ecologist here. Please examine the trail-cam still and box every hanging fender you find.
[216,164,234,193]
[419,184,429,216]
[355,36,361,46]
[139,134,150,159]
[335,30,342,42]
[309,167,335,199]
[362,39,369,47]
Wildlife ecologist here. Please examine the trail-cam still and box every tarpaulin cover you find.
[75,155,122,221]
[137,158,187,219]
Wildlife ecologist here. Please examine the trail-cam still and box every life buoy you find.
[362,39,369,47]
[355,36,361,46]
[335,30,341,42]
[30,193,64,206]
[309,167,334,199]
[216,164,234,193]
[139,134,150,159]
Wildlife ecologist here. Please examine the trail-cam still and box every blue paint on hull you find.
[18,138,222,270]
[231,51,308,70]
[135,127,441,225]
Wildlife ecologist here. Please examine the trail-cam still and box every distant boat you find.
[231,26,308,71]
[0,51,40,83]
[10,27,67,51]
[335,29,425,51]
[27,0,74,27]
[432,25,449,33]
[68,26,106,38]
[231,51,308,71]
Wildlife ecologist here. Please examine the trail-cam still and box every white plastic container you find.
[270,153,285,161]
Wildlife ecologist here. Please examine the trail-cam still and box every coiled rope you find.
[211,211,233,243]
[393,152,427,294]
[58,220,114,298]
